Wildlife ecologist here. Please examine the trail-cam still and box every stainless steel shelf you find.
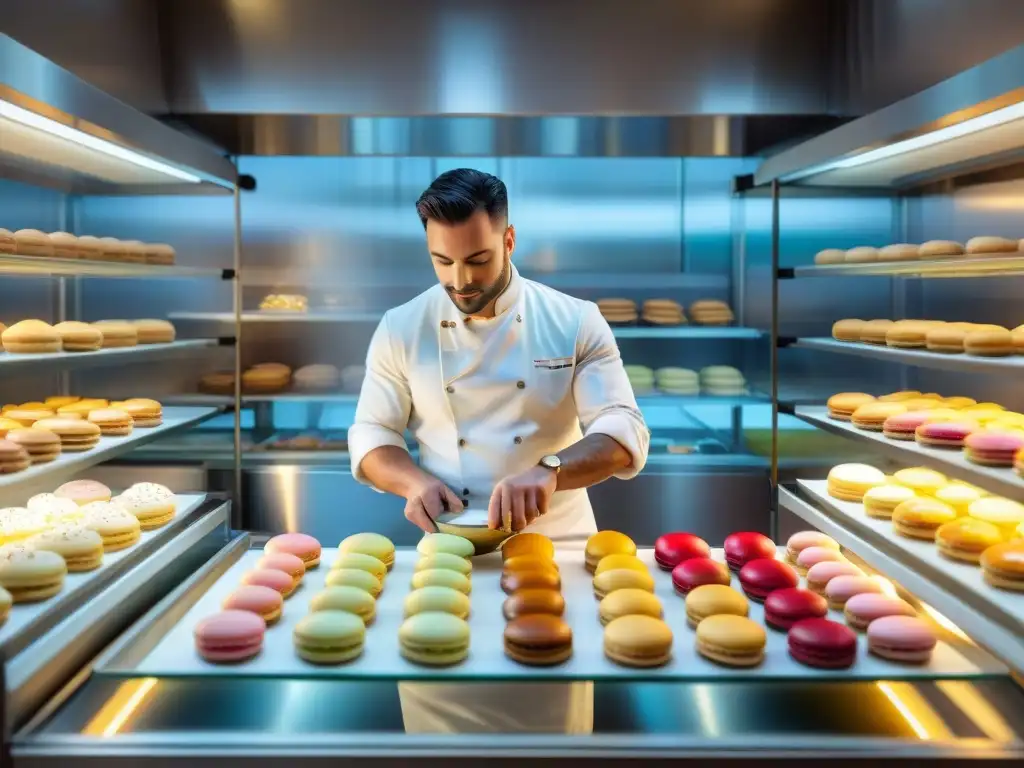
[792,338,1024,374]
[792,255,1024,278]
[612,327,763,340]
[784,482,1024,674]
[0,339,220,372]
[0,255,227,279]
[793,406,1024,499]
[0,407,222,499]
[169,311,383,323]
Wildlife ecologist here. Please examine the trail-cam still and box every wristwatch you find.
[539,454,562,474]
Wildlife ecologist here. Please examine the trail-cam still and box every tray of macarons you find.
[0,480,211,657]
[95,524,1003,683]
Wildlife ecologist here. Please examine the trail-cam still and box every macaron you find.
[309,586,377,625]
[265,532,321,569]
[763,587,828,631]
[502,588,564,621]
[784,531,838,565]
[415,552,473,576]
[504,614,573,666]
[653,532,710,570]
[30,526,104,571]
[892,498,957,540]
[8,428,61,463]
[723,531,776,571]
[293,609,365,664]
[965,432,1024,466]
[399,611,470,666]
[257,552,307,585]
[499,568,557,594]
[331,552,388,583]
[501,532,555,561]
[195,610,265,663]
[851,402,908,431]
[685,584,749,627]
[934,483,984,517]
[82,505,142,551]
[670,557,731,596]
[241,568,296,597]
[788,618,857,669]
[892,467,948,496]
[695,614,765,667]
[0,586,11,625]
[115,482,176,530]
[882,411,932,441]
[503,554,559,574]
[915,421,976,449]
[867,616,936,664]
[119,398,162,427]
[593,553,648,577]
[827,392,876,421]
[831,320,864,342]
[860,319,894,344]
[26,493,80,521]
[413,568,472,595]
[406,585,472,619]
[827,463,886,502]
[795,546,846,575]
[980,541,1024,591]
[585,530,636,572]
[222,585,284,625]
[592,567,655,599]
[825,574,884,610]
[843,593,916,631]
[85,408,133,437]
[935,517,1003,563]
[863,484,917,520]
[326,568,383,597]
[969,497,1024,538]
[417,532,475,560]
[0,547,66,602]
[603,614,673,668]
[55,479,111,505]
[0,439,30,474]
[338,532,395,570]
[599,588,663,626]
[738,558,799,601]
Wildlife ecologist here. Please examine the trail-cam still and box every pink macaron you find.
[825,575,883,610]
[843,592,916,631]
[256,552,306,585]
[964,432,1024,467]
[222,585,284,625]
[867,615,936,664]
[795,545,846,575]
[265,533,322,569]
[882,412,932,441]
[806,561,864,595]
[915,421,975,449]
[194,610,266,663]
[784,531,838,565]
[241,568,296,597]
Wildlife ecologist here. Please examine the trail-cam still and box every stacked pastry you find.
[624,365,655,395]
[597,298,638,326]
[699,366,747,396]
[498,532,573,666]
[814,236,1022,265]
[641,299,686,326]
[0,229,176,265]
[655,367,699,395]
[832,318,1024,357]
[0,318,176,354]
[241,363,292,393]
[259,294,308,313]
[689,299,734,326]
[293,364,341,392]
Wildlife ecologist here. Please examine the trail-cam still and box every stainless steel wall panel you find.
[160,0,832,116]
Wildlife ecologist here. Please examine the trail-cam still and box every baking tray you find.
[94,541,1003,682]
[0,493,209,660]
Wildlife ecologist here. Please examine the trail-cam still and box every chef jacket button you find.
[462,488,470,496]
[440,320,447,328]
[516,314,522,323]
[446,385,455,394]
[516,380,526,389]
[458,438,467,447]
[513,436,523,444]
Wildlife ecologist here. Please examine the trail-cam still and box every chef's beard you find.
[445,255,511,316]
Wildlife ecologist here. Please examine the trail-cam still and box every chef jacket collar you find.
[451,262,522,321]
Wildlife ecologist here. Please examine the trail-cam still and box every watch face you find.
[542,455,561,469]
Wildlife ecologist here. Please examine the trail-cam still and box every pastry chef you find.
[350,168,649,736]
[350,168,649,540]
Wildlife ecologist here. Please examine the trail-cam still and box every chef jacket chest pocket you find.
[528,355,575,410]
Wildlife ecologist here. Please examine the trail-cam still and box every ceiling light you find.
[0,99,202,183]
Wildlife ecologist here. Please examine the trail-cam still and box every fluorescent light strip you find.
[0,100,202,183]
[784,98,1024,181]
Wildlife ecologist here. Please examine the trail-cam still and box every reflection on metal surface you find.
[691,684,721,738]
[920,604,973,644]
[937,680,1017,743]
[876,682,950,741]
[83,678,159,737]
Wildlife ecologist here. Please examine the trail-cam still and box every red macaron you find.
[915,421,975,449]
[964,432,1024,467]
[763,587,828,631]
[738,558,799,602]
[787,618,858,669]
[654,532,711,571]
[723,531,776,571]
[671,557,731,595]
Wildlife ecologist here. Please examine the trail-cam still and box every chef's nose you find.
[452,262,469,291]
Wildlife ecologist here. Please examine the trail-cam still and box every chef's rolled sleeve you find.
[574,303,650,479]
[349,312,412,487]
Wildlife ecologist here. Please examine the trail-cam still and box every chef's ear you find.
[505,224,516,258]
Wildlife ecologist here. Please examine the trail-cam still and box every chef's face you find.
[427,210,516,315]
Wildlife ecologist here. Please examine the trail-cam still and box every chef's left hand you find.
[488,465,557,532]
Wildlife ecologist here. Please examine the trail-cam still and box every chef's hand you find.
[488,466,557,532]
[404,475,464,533]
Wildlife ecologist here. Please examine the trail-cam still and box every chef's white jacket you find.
[350,264,649,539]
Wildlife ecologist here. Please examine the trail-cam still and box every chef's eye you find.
[467,257,490,265]
[434,256,454,266]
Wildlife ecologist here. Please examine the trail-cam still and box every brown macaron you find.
[964,327,1014,357]
[502,589,566,621]
[0,439,31,473]
[500,569,562,595]
[503,614,573,666]
[7,428,61,463]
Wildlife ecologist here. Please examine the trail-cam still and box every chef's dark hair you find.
[416,168,508,229]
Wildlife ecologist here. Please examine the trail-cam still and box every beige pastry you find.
[918,240,964,259]
[844,247,878,263]
[14,229,53,257]
[91,320,138,348]
[2,320,61,354]
[120,240,147,264]
[832,319,865,342]
[966,236,1018,256]
[49,232,81,259]
[878,244,918,262]
[133,319,176,344]
[53,321,103,352]
[144,243,176,265]
[96,238,127,262]
[0,228,16,254]
[75,236,105,261]
[814,249,845,265]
